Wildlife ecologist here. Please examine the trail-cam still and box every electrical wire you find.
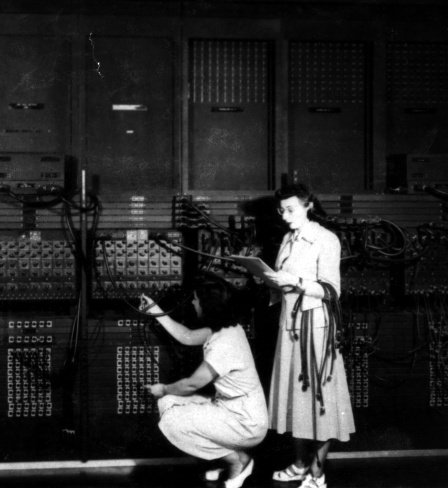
[157,233,236,262]
[183,200,245,240]
[0,187,62,207]
[422,185,448,202]
[97,240,192,320]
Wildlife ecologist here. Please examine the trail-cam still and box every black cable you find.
[58,189,99,212]
[98,240,192,319]
[63,192,100,268]
[244,221,256,256]
[184,201,244,240]
[363,244,429,264]
[138,291,194,319]
[422,185,448,202]
[0,188,62,207]
[157,233,236,262]
[199,238,219,273]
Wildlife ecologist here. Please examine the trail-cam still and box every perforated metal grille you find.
[387,42,448,104]
[289,41,365,104]
[190,40,269,104]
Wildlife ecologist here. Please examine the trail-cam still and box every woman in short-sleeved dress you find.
[140,281,268,488]
[265,184,355,488]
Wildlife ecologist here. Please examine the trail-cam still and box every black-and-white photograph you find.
[0,1,447,487]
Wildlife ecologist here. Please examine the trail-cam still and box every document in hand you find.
[230,255,281,289]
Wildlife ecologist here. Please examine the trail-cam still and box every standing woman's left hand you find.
[143,383,166,399]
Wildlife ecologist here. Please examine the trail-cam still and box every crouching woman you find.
[140,281,268,488]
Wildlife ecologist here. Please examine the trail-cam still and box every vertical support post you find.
[80,168,89,462]
[73,8,89,462]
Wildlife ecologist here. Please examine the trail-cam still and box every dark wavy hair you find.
[195,280,237,332]
[275,183,327,223]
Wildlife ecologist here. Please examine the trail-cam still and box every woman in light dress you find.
[264,184,355,488]
[140,280,268,488]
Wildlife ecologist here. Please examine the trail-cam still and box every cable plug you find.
[38,185,63,194]
[413,183,426,192]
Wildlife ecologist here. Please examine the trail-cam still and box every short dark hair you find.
[195,280,236,332]
[275,183,327,223]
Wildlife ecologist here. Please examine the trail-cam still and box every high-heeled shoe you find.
[224,458,254,488]
[203,467,225,481]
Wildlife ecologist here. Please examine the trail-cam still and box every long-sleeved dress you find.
[158,324,268,460]
[268,220,355,441]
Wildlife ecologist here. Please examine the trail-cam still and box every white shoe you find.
[204,467,225,481]
[224,458,254,488]
[272,464,309,482]
[300,473,327,488]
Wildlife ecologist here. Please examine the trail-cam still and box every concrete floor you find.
[0,455,447,488]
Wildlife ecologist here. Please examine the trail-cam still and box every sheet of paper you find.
[230,255,280,289]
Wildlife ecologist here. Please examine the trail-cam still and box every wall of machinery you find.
[0,0,448,467]
[1,8,448,196]
[1,177,448,462]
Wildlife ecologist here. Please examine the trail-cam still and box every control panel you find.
[0,230,76,300]
[92,229,183,299]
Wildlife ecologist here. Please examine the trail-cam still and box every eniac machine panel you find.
[0,153,65,194]
[387,154,448,192]
[188,39,275,191]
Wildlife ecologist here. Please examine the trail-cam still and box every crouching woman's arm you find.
[144,360,218,398]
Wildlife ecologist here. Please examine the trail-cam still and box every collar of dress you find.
[287,220,319,245]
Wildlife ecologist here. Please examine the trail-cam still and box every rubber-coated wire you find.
[63,206,88,267]
[358,313,382,355]
[0,188,62,207]
[185,201,245,240]
[11,302,82,387]
[98,240,191,320]
[61,294,81,371]
[157,233,236,262]
[87,318,107,367]
[72,294,81,360]
[60,188,100,269]
[199,240,219,273]
[378,219,409,255]
[58,189,99,212]
[98,241,197,364]
[423,222,448,232]
[244,222,256,255]
[422,185,448,202]
[365,220,407,253]
[341,253,360,262]
[136,316,165,376]
[408,259,422,294]
[363,244,429,264]
[361,221,409,260]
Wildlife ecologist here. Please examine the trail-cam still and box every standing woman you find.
[140,281,268,488]
[264,184,355,488]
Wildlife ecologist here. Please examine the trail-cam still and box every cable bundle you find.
[293,281,347,436]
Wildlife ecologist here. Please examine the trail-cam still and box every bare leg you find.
[206,450,251,482]
[292,438,314,469]
[221,450,251,479]
[309,440,331,478]
[292,438,331,476]
[237,450,251,471]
